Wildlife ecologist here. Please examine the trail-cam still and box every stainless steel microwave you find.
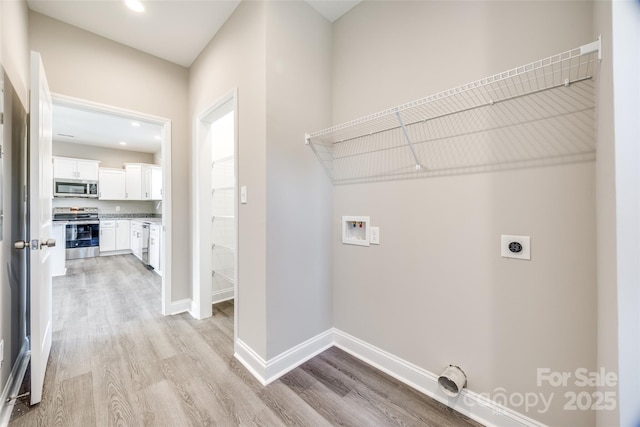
[54,179,98,198]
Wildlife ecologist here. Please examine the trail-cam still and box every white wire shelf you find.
[306,38,601,185]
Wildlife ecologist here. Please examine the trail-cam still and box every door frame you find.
[192,88,238,336]
[51,93,173,315]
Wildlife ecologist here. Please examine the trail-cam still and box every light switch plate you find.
[240,186,247,204]
[501,235,531,260]
[370,227,380,245]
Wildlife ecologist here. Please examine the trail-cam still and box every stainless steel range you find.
[53,207,100,259]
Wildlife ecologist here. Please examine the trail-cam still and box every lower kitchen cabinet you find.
[149,224,161,275]
[115,220,130,250]
[100,221,117,252]
[100,219,131,254]
[52,223,67,276]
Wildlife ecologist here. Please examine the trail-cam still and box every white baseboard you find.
[234,329,334,386]
[234,339,269,386]
[333,329,548,427]
[168,298,191,315]
[211,288,234,305]
[0,339,30,427]
[99,249,132,257]
[234,328,547,427]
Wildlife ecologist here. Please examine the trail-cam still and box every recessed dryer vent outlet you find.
[501,235,531,260]
[342,216,370,246]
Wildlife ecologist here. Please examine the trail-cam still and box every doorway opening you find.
[50,94,173,315]
[193,89,238,338]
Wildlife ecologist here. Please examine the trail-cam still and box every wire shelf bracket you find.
[306,37,601,185]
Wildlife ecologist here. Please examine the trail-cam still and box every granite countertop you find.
[99,213,162,219]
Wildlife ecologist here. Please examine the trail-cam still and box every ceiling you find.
[35,0,361,152]
[27,0,361,68]
[53,104,163,153]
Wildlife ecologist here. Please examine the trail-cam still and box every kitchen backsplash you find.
[52,198,159,215]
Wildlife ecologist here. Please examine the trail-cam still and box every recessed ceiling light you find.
[120,141,127,146]
[131,121,141,127]
[125,0,145,13]
[154,135,161,140]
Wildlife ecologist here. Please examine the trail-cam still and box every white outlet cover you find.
[501,235,531,260]
[370,227,380,245]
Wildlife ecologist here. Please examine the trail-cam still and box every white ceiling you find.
[35,1,361,151]
[305,0,360,23]
[53,104,163,153]
[27,0,361,68]
[27,0,241,68]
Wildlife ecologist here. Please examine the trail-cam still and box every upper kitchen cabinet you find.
[53,156,100,180]
[98,168,126,200]
[124,163,143,200]
[125,163,162,201]
[145,165,162,200]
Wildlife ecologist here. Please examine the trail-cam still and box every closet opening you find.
[192,89,238,337]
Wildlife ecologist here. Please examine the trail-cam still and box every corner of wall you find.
[593,1,620,426]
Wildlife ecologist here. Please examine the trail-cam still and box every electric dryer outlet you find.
[501,235,531,260]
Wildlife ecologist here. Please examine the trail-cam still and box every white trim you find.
[234,329,334,386]
[212,288,234,304]
[160,120,172,316]
[191,88,238,321]
[50,93,173,317]
[234,339,268,386]
[234,329,548,427]
[168,298,191,315]
[333,329,548,427]
[264,329,334,384]
[0,339,30,427]
[99,249,132,257]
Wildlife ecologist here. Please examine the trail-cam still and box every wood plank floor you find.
[10,254,483,427]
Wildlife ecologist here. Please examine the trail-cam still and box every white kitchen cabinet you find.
[98,168,126,200]
[124,164,143,200]
[149,224,161,275]
[53,156,99,180]
[130,220,150,264]
[52,224,66,277]
[124,163,162,200]
[130,222,140,258]
[100,219,130,254]
[99,220,117,252]
[144,165,162,200]
[115,220,130,250]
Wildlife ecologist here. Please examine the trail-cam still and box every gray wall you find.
[189,0,333,359]
[189,0,268,356]
[53,140,155,168]
[0,0,30,403]
[264,1,333,358]
[332,2,596,426]
[29,11,190,300]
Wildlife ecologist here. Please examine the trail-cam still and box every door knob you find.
[40,239,56,249]
[14,240,30,250]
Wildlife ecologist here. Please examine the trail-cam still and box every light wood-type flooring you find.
[9,254,482,427]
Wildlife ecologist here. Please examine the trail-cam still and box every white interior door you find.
[28,51,54,405]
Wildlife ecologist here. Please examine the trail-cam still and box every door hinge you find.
[0,112,4,125]
[0,144,3,159]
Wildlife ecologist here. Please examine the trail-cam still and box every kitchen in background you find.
[50,104,164,278]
